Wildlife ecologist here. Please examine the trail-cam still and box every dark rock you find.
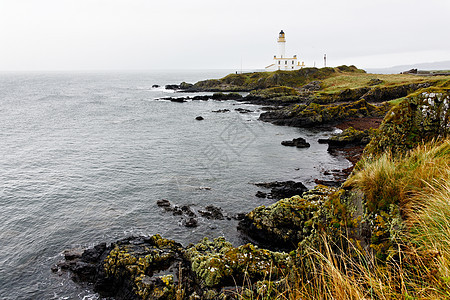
[158,96,190,102]
[198,205,224,220]
[183,217,198,227]
[233,213,246,220]
[235,108,253,114]
[195,116,204,121]
[172,206,183,215]
[57,235,190,299]
[255,191,267,198]
[152,84,160,88]
[156,199,173,212]
[63,248,83,261]
[192,95,211,101]
[165,84,180,90]
[401,68,418,74]
[57,233,297,298]
[179,82,194,90]
[211,92,243,100]
[81,242,106,263]
[170,98,187,103]
[368,78,383,86]
[314,178,342,187]
[255,181,308,199]
[157,199,171,208]
[281,137,310,148]
[181,205,196,218]
[212,109,230,113]
[301,80,322,91]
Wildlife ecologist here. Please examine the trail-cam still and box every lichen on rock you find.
[364,89,450,157]
[238,186,339,250]
[184,237,290,288]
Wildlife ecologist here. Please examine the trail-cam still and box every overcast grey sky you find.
[0,0,449,71]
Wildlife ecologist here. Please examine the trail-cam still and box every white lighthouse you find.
[278,30,286,58]
[265,30,305,71]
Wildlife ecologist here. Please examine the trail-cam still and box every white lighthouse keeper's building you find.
[265,30,305,71]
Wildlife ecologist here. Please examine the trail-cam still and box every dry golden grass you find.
[234,139,450,300]
[345,139,450,214]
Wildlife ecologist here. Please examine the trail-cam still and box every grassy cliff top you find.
[192,65,450,97]
[193,65,365,91]
[320,73,435,93]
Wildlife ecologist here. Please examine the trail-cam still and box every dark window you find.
[285,61,287,64]
[292,61,294,64]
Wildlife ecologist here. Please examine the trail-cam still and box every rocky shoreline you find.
[54,67,450,299]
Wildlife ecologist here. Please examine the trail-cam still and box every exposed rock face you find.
[185,237,289,288]
[260,99,391,128]
[364,90,450,157]
[312,83,433,105]
[238,186,337,250]
[56,235,188,300]
[56,235,293,299]
[361,83,432,103]
[300,80,322,91]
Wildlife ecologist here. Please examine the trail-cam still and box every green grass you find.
[320,73,434,93]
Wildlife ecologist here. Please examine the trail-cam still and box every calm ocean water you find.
[0,70,350,299]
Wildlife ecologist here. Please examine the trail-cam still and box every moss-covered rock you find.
[238,186,339,250]
[260,99,391,128]
[185,237,290,288]
[320,126,375,148]
[249,86,299,98]
[58,235,189,300]
[364,89,450,157]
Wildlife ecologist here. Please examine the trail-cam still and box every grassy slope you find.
[320,73,431,92]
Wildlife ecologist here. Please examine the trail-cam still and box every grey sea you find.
[0,70,350,299]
